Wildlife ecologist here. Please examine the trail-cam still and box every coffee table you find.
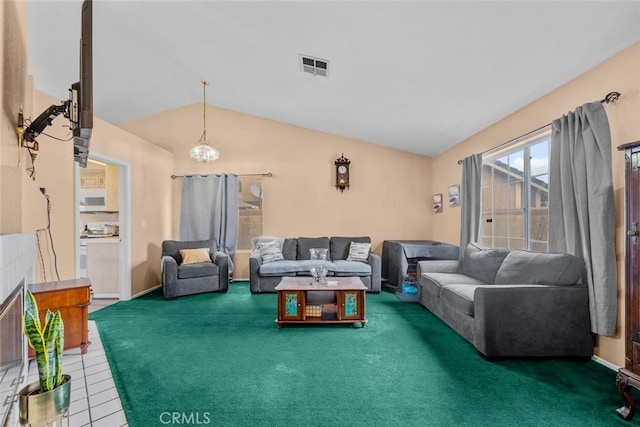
[274,276,367,328]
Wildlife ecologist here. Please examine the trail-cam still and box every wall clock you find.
[335,154,350,192]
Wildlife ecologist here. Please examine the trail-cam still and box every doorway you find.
[75,152,131,301]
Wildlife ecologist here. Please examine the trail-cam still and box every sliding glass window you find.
[480,134,550,252]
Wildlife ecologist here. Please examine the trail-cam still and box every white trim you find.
[76,152,132,301]
[591,355,620,372]
[131,284,162,299]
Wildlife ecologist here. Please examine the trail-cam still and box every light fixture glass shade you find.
[190,141,220,162]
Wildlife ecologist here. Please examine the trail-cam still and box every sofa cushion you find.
[330,237,371,261]
[297,237,330,260]
[495,250,585,285]
[177,262,219,279]
[282,239,298,260]
[441,284,482,316]
[461,243,509,284]
[331,260,371,275]
[259,260,313,276]
[256,240,284,263]
[419,273,485,300]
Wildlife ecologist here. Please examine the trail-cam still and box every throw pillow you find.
[257,240,285,263]
[179,248,212,265]
[346,242,371,262]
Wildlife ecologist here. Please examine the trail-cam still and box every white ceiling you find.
[27,1,640,157]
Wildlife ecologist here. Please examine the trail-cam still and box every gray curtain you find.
[549,101,616,336]
[460,154,483,258]
[180,174,239,267]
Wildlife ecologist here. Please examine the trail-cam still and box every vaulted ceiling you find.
[28,1,640,157]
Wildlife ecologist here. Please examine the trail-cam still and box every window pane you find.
[480,214,493,244]
[530,139,549,176]
[493,238,509,249]
[494,183,509,210]
[530,241,548,252]
[530,175,549,208]
[237,179,263,250]
[493,212,509,238]
[530,209,548,243]
[482,164,494,188]
[508,181,524,209]
[509,239,525,250]
[509,211,524,239]
[482,185,493,211]
[508,151,525,182]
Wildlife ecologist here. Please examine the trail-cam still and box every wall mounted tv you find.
[23,0,93,168]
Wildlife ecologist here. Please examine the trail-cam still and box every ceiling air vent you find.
[300,55,329,77]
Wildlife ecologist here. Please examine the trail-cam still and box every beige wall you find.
[432,41,640,367]
[30,90,174,295]
[0,0,47,234]
[120,105,434,278]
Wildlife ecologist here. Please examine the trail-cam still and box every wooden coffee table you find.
[274,276,367,328]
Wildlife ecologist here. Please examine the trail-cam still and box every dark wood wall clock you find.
[335,154,350,192]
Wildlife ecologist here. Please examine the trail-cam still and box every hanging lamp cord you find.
[200,79,209,143]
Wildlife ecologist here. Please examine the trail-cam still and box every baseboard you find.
[592,355,620,371]
[131,284,162,299]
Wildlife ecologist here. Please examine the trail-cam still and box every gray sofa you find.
[417,242,593,358]
[161,239,230,299]
[249,236,381,293]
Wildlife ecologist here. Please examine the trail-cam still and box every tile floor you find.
[26,319,127,427]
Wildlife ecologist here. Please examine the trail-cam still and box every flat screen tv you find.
[72,0,93,168]
[24,0,93,168]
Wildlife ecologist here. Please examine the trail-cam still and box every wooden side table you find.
[27,278,92,356]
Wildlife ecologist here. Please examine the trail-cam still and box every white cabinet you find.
[80,170,105,188]
[86,238,120,298]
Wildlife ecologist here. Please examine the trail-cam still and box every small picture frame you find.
[433,193,443,213]
[448,184,460,207]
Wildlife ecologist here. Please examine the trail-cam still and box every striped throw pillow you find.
[346,242,371,262]
[257,240,285,263]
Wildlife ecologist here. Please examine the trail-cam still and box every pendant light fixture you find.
[189,79,220,162]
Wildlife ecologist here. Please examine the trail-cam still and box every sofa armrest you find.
[473,284,593,358]
[417,260,460,276]
[211,251,229,292]
[367,253,382,293]
[161,256,179,298]
[249,254,263,293]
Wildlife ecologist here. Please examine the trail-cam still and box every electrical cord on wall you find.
[35,231,47,282]
[39,190,61,282]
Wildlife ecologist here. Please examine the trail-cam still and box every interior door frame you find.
[75,151,132,301]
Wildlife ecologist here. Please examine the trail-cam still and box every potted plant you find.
[18,290,71,427]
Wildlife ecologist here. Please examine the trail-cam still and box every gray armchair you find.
[161,239,229,299]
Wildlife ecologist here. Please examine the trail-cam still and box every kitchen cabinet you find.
[80,170,105,188]
[86,238,120,298]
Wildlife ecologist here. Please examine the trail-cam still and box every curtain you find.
[180,174,239,269]
[548,101,616,336]
[459,154,483,257]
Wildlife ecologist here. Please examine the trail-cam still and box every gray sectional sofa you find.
[249,236,381,293]
[417,242,593,358]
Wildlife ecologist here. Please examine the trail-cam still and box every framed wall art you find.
[448,184,460,207]
[433,193,443,213]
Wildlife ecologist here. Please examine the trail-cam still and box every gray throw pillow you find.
[461,242,509,284]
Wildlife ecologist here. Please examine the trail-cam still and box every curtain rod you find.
[457,91,621,165]
[171,172,273,179]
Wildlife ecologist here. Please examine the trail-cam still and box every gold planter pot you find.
[18,375,71,427]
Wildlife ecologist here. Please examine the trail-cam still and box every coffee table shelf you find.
[274,276,367,328]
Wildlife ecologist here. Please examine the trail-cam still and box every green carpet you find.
[90,281,627,427]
